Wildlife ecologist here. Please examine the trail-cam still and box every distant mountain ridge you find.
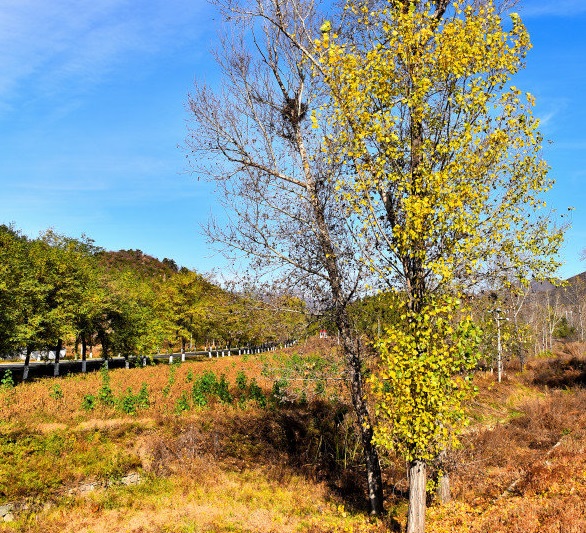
[531,271,586,294]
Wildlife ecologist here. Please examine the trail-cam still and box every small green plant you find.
[116,383,150,415]
[199,371,218,394]
[162,364,178,397]
[299,390,308,405]
[49,384,64,400]
[217,374,233,404]
[271,378,289,404]
[136,383,149,409]
[314,379,326,397]
[186,369,194,382]
[118,388,139,415]
[175,392,191,414]
[191,382,207,407]
[248,378,267,408]
[98,363,114,406]
[236,371,247,391]
[1,370,14,390]
[81,394,97,411]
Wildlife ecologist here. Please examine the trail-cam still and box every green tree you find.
[35,231,100,376]
[0,226,45,367]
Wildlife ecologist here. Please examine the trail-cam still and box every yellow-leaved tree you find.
[309,0,564,531]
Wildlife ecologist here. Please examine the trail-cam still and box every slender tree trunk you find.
[436,472,450,504]
[435,450,451,504]
[339,322,385,515]
[98,329,108,367]
[407,459,427,533]
[53,338,62,377]
[295,122,385,515]
[81,336,87,373]
[22,345,32,381]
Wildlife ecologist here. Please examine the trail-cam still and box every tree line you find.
[0,224,307,378]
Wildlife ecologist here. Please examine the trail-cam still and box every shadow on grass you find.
[531,356,586,389]
[144,400,389,515]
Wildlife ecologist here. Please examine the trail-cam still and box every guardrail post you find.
[169,354,173,364]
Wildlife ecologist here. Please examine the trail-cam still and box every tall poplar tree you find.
[311,1,563,531]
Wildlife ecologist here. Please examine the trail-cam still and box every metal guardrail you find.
[0,341,297,384]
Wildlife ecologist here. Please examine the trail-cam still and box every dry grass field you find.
[1,339,586,532]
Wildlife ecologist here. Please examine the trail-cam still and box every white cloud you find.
[520,0,586,17]
[0,0,212,111]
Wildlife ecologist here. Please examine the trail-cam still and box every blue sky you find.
[0,0,585,279]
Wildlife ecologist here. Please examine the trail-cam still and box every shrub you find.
[189,371,235,406]
[162,364,178,397]
[191,382,207,407]
[118,388,139,415]
[217,374,233,404]
[198,371,218,395]
[116,383,150,415]
[1,370,14,390]
[81,394,97,411]
[271,378,289,404]
[248,378,267,408]
[136,383,150,409]
[236,370,247,391]
[49,384,64,400]
[175,392,191,414]
[98,364,114,406]
[314,379,326,397]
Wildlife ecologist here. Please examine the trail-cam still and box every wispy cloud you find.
[519,0,586,17]
[0,0,212,113]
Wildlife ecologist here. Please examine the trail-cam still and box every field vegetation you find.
[1,338,586,532]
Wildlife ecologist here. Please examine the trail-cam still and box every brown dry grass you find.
[0,340,387,532]
[424,342,586,533]
[3,340,586,532]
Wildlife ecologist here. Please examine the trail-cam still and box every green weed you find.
[98,363,114,406]
[1,369,14,389]
[49,383,64,400]
[81,394,97,411]
[175,392,191,414]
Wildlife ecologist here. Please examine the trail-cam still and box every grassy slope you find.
[1,340,586,532]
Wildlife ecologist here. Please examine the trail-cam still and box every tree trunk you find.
[294,113,385,515]
[53,338,62,377]
[407,459,427,533]
[340,326,385,515]
[22,346,32,381]
[436,471,450,504]
[81,336,87,373]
